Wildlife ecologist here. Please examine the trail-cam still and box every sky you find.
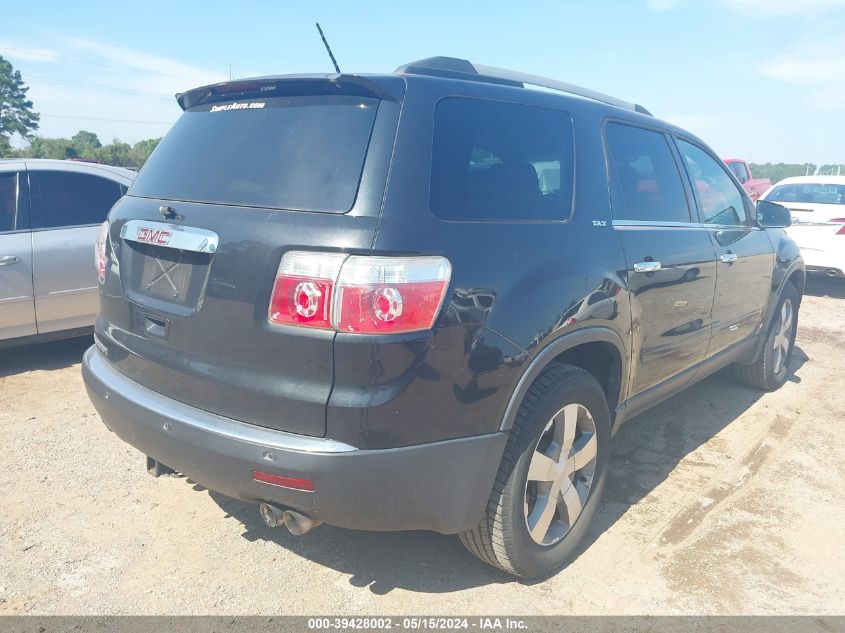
[2,0,844,163]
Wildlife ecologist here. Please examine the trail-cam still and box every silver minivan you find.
[0,159,135,347]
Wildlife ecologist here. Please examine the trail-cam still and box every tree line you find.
[9,131,161,170]
[749,163,845,183]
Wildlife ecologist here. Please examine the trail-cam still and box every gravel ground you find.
[1,276,843,615]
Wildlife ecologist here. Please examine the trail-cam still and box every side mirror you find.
[756,200,791,228]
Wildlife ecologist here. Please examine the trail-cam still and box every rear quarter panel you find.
[327,78,632,448]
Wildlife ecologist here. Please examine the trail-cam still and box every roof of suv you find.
[178,56,647,115]
[394,57,653,115]
[174,56,704,149]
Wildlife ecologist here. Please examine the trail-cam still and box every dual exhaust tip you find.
[259,503,321,536]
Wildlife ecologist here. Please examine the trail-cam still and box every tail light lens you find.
[832,218,845,235]
[268,252,452,334]
[95,221,109,283]
[334,256,452,333]
[268,252,346,329]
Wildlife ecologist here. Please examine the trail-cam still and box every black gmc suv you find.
[83,57,803,578]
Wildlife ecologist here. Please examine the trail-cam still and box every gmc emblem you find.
[136,227,173,246]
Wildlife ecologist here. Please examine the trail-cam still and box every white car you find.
[760,175,845,277]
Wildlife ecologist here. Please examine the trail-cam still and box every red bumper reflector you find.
[252,470,315,492]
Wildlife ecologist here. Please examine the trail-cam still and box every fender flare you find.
[498,327,627,432]
[767,259,805,328]
[748,258,805,364]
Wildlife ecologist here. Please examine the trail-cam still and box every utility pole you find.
[228,64,233,81]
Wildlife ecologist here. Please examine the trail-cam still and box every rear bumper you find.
[806,265,844,277]
[82,346,507,534]
[789,240,845,276]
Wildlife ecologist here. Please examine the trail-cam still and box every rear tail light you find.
[95,221,109,283]
[334,256,452,333]
[268,252,346,329]
[268,252,452,334]
[832,219,845,235]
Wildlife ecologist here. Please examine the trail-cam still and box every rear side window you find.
[677,140,748,226]
[430,98,574,221]
[30,170,123,229]
[0,172,16,232]
[130,96,379,213]
[605,123,691,223]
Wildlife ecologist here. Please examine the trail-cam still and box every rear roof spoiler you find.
[395,56,652,116]
[176,75,404,110]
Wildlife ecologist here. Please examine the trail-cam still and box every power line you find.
[39,113,173,125]
[27,74,173,99]
[0,45,222,83]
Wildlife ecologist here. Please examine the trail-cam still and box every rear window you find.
[130,95,379,213]
[767,182,845,205]
[430,98,574,221]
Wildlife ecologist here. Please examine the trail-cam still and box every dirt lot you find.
[1,277,843,615]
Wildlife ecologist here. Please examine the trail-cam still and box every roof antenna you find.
[315,22,341,74]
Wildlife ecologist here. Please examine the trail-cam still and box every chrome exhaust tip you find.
[826,269,840,277]
[282,509,321,536]
[259,502,286,528]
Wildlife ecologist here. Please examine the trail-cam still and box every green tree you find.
[0,55,40,155]
[750,163,818,184]
[96,139,132,166]
[28,135,76,159]
[818,164,845,176]
[71,130,102,155]
[129,137,161,168]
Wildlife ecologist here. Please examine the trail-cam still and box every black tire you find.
[733,282,799,391]
[459,363,612,578]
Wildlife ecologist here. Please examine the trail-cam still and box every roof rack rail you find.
[395,57,652,116]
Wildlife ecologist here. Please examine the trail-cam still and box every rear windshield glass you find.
[430,97,574,221]
[767,182,845,205]
[130,95,379,213]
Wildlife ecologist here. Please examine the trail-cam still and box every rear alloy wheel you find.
[524,403,597,546]
[771,298,794,375]
[459,364,611,578]
[733,282,799,391]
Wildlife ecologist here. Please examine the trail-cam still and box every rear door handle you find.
[720,253,738,264]
[633,261,662,273]
[0,256,21,266]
